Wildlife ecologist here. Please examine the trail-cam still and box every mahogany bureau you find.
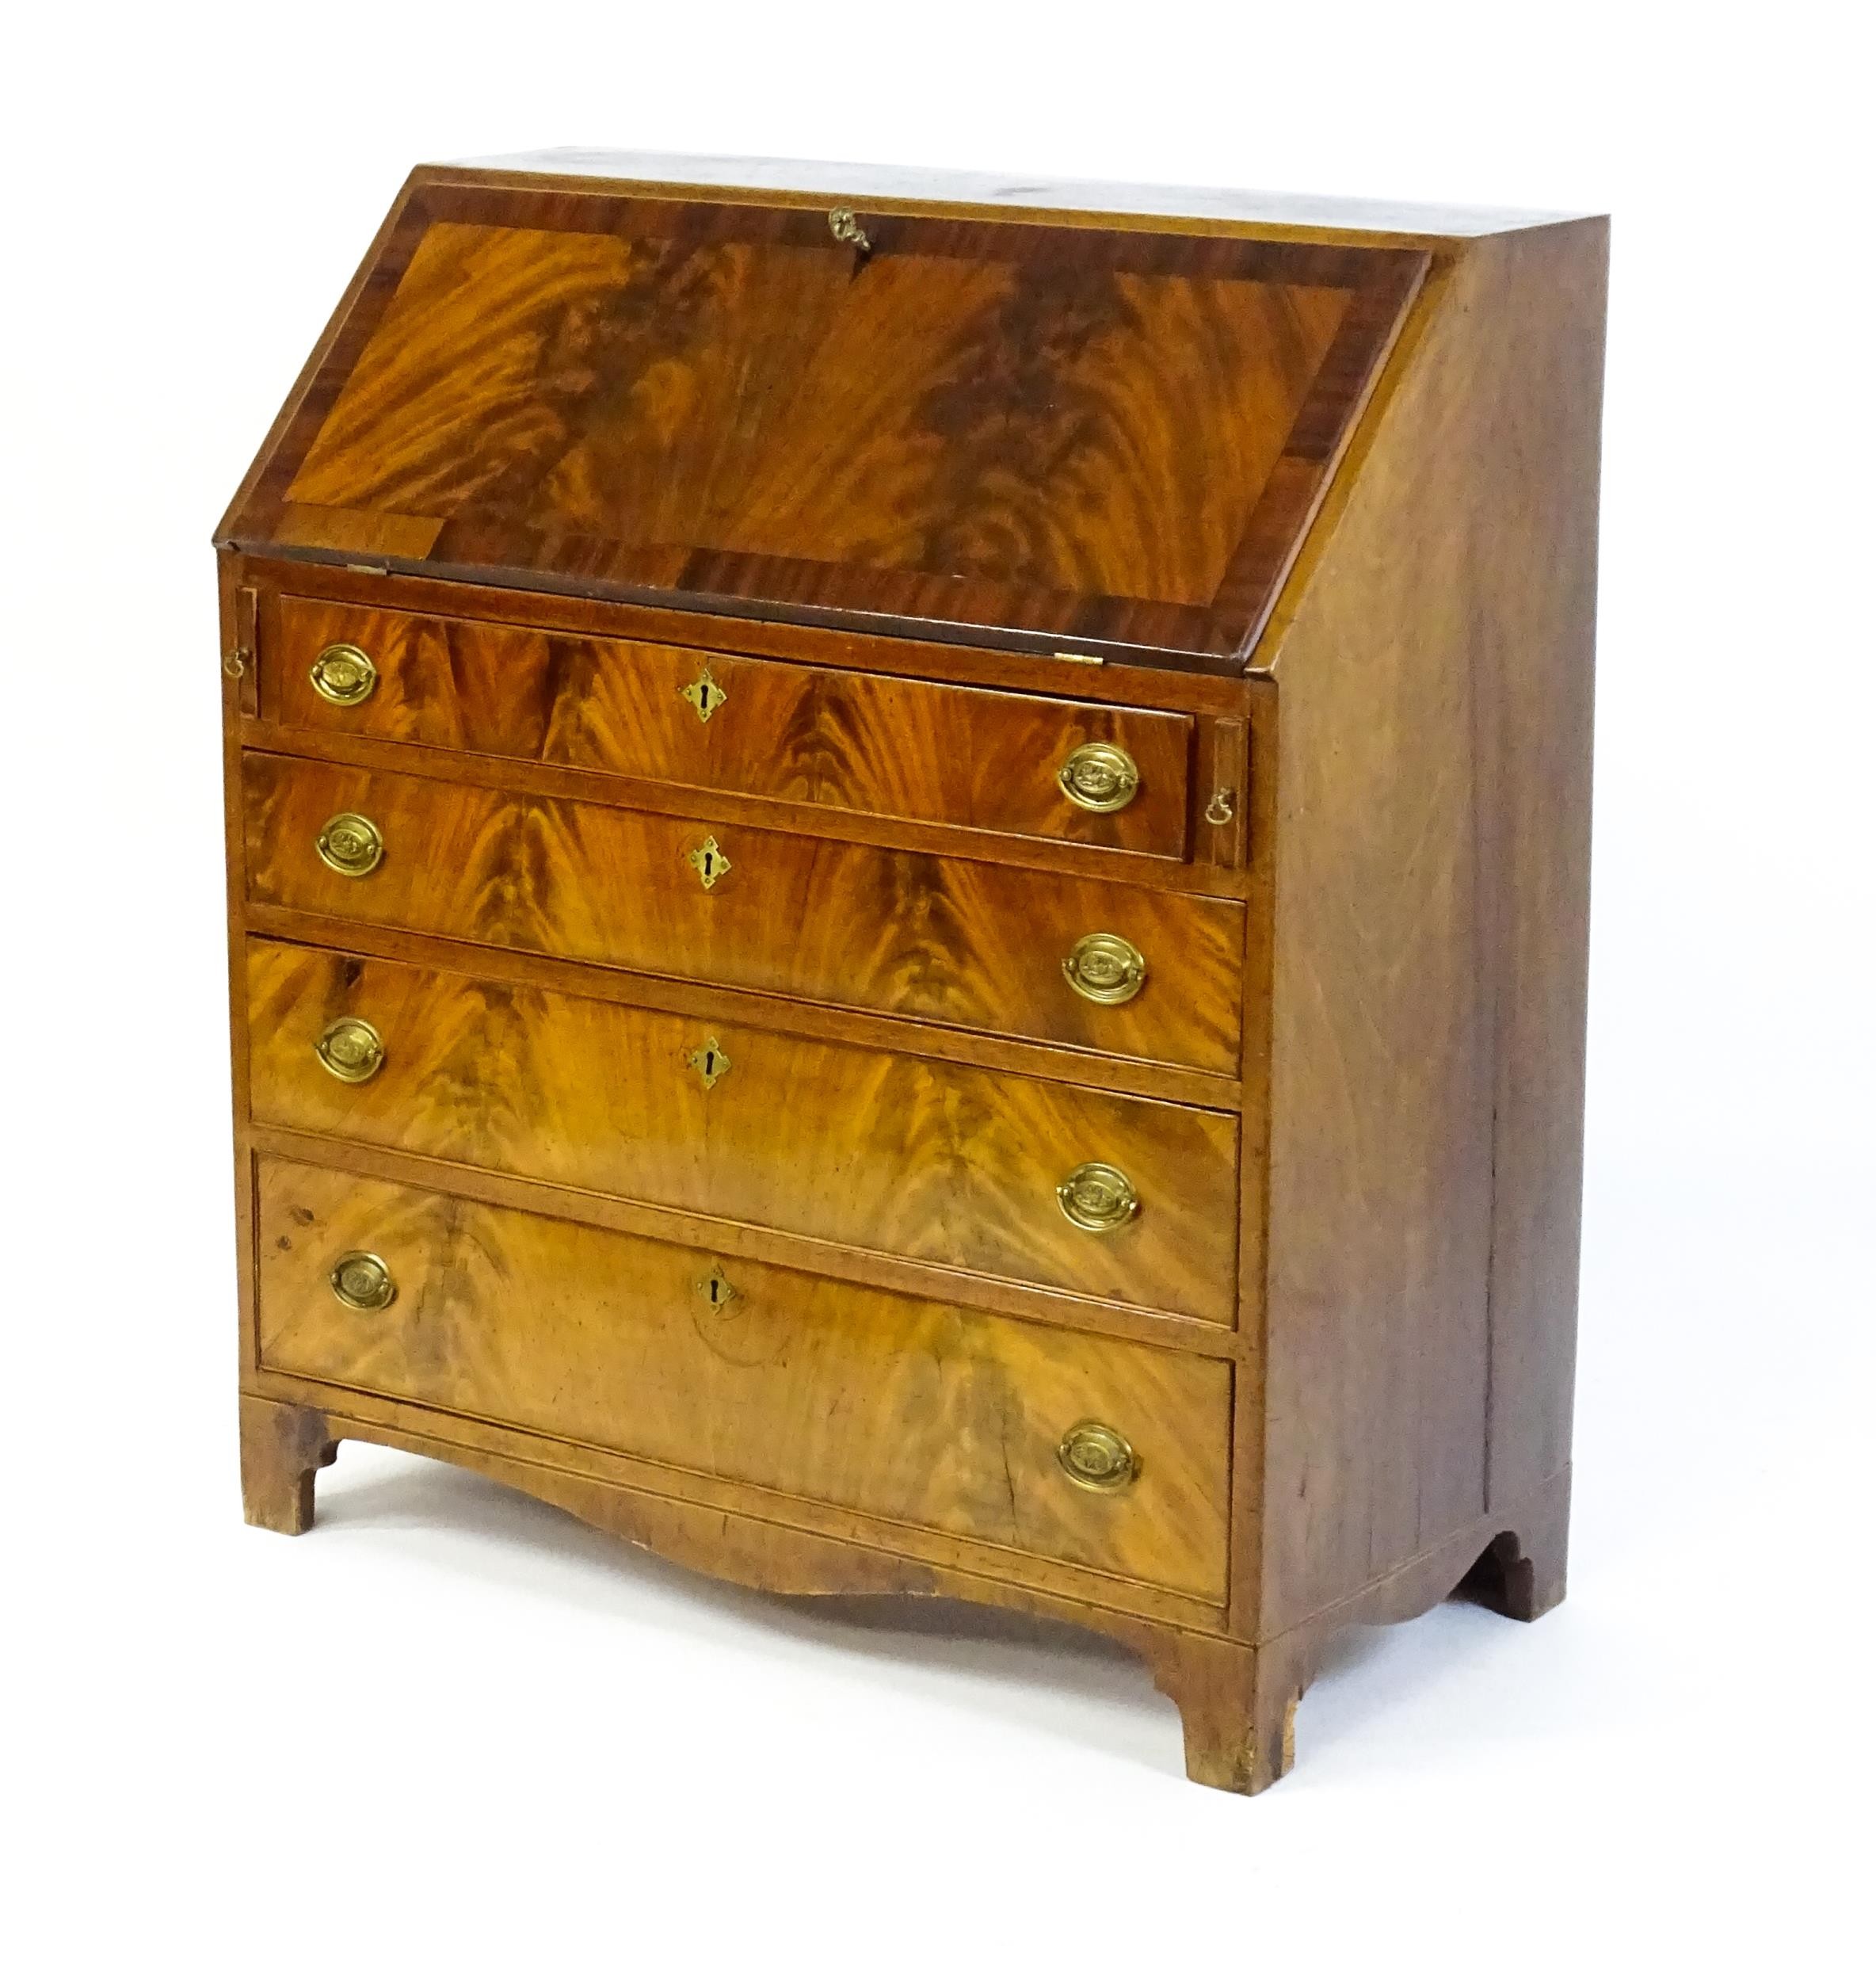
[219,151,1606,1793]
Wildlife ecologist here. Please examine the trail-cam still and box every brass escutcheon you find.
[1063,932,1146,1006]
[687,834,731,890]
[1057,1421,1138,1494]
[315,811,383,877]
[1056,1162,1139,1233]
[315,1017,385,1085]
[827,207,871,253]
[680,663,728,723]
[688,1036,732,1090]
[696,1262,740,1313]
[310,642,379,706]
[1057,742,1139,814]
[329,1250,396,1312]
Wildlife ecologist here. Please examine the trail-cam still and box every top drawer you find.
[269,598,1193,859]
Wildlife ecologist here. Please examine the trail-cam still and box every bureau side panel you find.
[1256,222,1605,1636]
[1473,225,1606,1514]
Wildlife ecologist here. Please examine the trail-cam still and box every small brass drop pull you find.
[309,642,379,706]
[315,811,383,877]
[329,1250,396,1312]
[688,1036,731,1090]
[315,1017,385,1085]
[1057,1162,1139,1233]
[222,647,250,679]
[827,207,871,254]
[1057,742,1139,814]
[681,663,728,723]
[687,834,731,890]
[1057,1421,1138,1494]
[1204,788,1237,826]
[1063,932,1146,1006]
[696,1262,740,1313]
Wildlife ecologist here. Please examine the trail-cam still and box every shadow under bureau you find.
[218,151,1605,1793]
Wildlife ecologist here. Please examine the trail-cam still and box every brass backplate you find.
[687,1036,732,1090]
[696,1262,741,1313]
[1056,1161,1140,1232]
[315,811,383,877]
[310,642,379,706]
[315,1017,385,1085]
[687,835,731,889]
[1063,932,1147,1006]
[1057,742,1140,814]
[681,664,728,723]
[1057,1421,1138,1493]
[330,1250,396,1312]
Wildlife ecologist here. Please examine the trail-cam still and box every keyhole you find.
[688,835,731,889]
[699,680,723,716]
[688,1034,730,1088]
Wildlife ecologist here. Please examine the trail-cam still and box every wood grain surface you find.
[254,1158,1234,1597]
[222,177,1428,666]
[241,752,1246,1071]
[271,595,1193,856]
[1254,219,1605,1638]
[246,939,1240,1320]
[437,151,1590,240]
[221,163,1604,1792]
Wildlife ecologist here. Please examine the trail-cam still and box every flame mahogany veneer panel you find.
[254,1158,1234,1599]
[247,940,1240,1322]
[240,752,1246,1073]
[270,595,1194,857]
[223,177,1428,667]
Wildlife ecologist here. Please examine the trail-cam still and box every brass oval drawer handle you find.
[1063,932,1146,1006]
[309,642,379,706]
[315,1017,385,1084]
[1057,1421,1138,1494]
[1056,1162,1139,1232]
[1057,742,1139,814]
[330,1250,397,1312]
[315,811,384,877]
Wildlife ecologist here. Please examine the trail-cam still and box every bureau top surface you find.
[216,156,1470,672]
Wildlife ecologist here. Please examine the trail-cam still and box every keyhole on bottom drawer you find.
[697,1263,740,1313]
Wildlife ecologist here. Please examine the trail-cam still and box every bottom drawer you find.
[254,1158,1233,1601]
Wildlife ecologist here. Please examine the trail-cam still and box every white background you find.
[6,3,1870,1973]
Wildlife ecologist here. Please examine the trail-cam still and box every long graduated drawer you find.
[247,940,1238,1321]
[241,752,1246,1073]
[269,596,1197,858]
[254,1157,1234,1600]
